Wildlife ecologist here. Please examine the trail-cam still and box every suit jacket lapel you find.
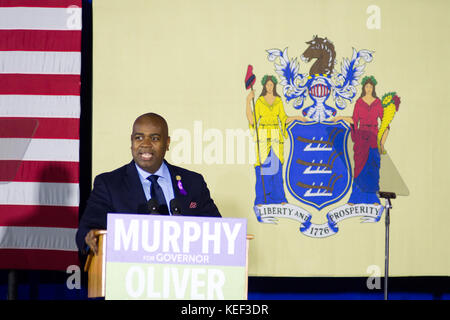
[165,160,191,213]
[125,161,149,213]
[165,160,182,198]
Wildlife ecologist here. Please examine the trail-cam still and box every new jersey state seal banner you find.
[246,36,402,238]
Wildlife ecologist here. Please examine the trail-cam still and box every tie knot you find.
[147,175,159,184]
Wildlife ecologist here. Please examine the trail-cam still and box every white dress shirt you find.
[134,162,175,215]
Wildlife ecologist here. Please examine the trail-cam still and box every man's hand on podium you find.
[85,229,100,255]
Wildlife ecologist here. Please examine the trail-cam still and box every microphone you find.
[377,191,397,199]
[170,198,182,216]
[147,199,159,214]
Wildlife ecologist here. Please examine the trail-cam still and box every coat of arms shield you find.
[285,120,352,210]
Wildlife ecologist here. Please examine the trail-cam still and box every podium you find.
[84,230,254,299]
[83,230,107,298]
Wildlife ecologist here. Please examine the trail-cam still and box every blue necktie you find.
[147,175,169,215]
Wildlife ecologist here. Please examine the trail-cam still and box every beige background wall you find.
[92,0,450,276]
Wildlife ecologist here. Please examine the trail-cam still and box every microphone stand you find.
[147,199,159,215]
[378,191,396,300]
[7,269,18,300]
[170,199,182,216]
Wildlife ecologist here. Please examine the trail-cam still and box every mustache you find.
[137,148,153,153]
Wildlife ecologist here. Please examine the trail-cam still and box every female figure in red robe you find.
[334,76,384,204]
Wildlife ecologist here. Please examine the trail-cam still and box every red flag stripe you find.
[0,249,79,270]
[0,74,80,95]
[0,118,38,138]
[0,160,79,183]
[0,205,78,228]
[0,30,81,51]
[0,0,82,8]
[0,117,79,139]
[33,117,80,139]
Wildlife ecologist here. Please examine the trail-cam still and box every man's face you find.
[131,116,170,174]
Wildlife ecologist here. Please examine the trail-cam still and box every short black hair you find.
[133,112,169,137]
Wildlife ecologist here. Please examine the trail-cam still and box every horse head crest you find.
[301,35,336,76]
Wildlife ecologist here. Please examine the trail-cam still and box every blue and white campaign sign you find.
[105,214,248,300]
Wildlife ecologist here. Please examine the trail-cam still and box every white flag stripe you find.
[0,138,79,162]
[0,226,77,251]
[0,182,79,207]
[0,95,80,118]
[0,7,81,30]
[0,51,81,74]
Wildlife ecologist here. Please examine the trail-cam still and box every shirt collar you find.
[134,161,170,182]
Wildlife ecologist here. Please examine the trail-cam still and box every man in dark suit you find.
[76,113,221,254]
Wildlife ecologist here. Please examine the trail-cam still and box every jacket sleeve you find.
[196,174,221,218]
[75,174,114,253]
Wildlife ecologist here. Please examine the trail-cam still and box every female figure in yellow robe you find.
[246,75,306,205]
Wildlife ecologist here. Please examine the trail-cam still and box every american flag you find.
[0,0,81,270]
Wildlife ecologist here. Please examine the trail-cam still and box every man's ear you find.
[166,136,171,151]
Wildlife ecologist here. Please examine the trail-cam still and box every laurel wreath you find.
[361,75,377,87]
[261,75,278,86]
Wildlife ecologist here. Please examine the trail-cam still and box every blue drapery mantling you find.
[254,149,287,205]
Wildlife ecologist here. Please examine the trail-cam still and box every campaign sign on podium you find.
[105,214,247,300]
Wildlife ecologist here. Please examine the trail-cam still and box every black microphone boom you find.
[170,198,182,216]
